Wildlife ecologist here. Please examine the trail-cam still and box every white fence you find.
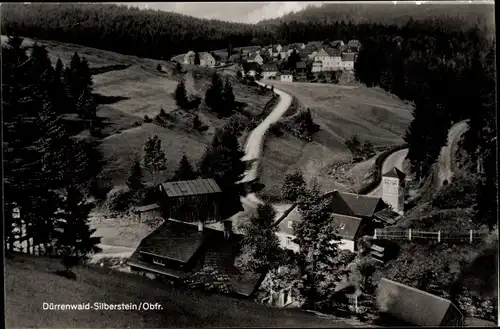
[373,228,490,243]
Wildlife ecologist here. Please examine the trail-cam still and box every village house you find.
[241,61,261,77]
[228,53,243,64]
[157,179,222,226]
[341,53,356,71]
[314,47,342,71]
[273,190,375,253]
[311,60,323,73]
[295,61,307,78]
[261,63,279,79]
[183,50,195,65]
[381,167,406,214]
[247,52,264,65]
[267,44,282,58]
[376,278,465,326]
[346,39,362,53]
[279,45,290,60]
[133,203,162,222]
[280,70,293,82]
[199,52,216,68]
[127,218,265,298]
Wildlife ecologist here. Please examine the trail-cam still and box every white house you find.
[279,45,290,60]
[280,70,293,82]
[314,47,342,71]
[382,167,406,215]
[311,60,323,73]
[341,53,355,71]
[268,44,282,58]
[200,52,216,68]
[261,63,279,79]
[273,191,369,253]
[247,52,264,65]
[183,51,195,65]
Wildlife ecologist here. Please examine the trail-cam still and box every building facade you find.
[200,52,216,68]
[280,71,293,82]
[183,51,195,65]
[382,168,406,214]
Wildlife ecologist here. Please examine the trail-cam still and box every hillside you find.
[259,81,413,200]
[2,36,274,187]
[5,253,354,328]
[260,2,495,29]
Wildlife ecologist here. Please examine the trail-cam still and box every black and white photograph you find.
[2,1,498,327]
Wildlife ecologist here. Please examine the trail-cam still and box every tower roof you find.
[383,167,406,180]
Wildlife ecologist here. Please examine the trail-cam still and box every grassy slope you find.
[6,253,353,328]
[5,36,273,186]
[260,80,413,199]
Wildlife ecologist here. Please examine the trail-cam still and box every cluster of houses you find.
[182,39,361,83]
[128,166,465,326]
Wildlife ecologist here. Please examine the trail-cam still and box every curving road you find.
[436,120,469,187]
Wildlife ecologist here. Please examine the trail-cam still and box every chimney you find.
[223,220,232,240]
[198,220,204,232]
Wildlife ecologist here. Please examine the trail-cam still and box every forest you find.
[1,2,496,268]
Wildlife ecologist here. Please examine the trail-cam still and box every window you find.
[288,220,294,229]
[152,258,164,266]
[286,236,293,246]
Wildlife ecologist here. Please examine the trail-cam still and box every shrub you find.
[104,186,132,212]
[143,115,153,123]
[156,63,162,72]
[432,174,479,209]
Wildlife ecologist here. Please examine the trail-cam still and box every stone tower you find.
[382,167,406,214]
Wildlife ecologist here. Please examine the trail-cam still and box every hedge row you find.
[357,144,408,195]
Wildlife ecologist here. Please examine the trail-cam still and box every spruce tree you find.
[194,52,201,65]
[281,170,307,202]
[172,154,197,181]
[143,135,167,186]
[205,72,224,112]
[76,88,97,119]
[174,80,188,109]
[221,78,235,117]
[127,160,145,192]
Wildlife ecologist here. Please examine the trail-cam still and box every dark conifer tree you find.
[172,154,197,181]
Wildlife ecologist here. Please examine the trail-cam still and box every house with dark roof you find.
[339,192,386,221]
[273,190,373,253]
[280,70,293,82]
[128,218,265,298]
[241,61,261,77]
[262,63,279,79]
[341,52,356,71]
[295,61,307,77]
[158,179,222,226]
[376,278,464,326]
[346,39,362,52]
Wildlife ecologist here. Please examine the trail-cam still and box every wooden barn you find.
[158,179,222,225]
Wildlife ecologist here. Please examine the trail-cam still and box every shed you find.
[158,179,222,224]
[376,278,465,326]
[133,203,162,222]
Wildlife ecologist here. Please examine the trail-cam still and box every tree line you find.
[3,36,102,266]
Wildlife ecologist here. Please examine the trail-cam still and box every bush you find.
[89,177,113,201]
[156,63,162,72]
[432,174,478,209]
[143,115,153,123]
[104,186,132,212]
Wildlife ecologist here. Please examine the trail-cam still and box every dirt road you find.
[436,120,469,187]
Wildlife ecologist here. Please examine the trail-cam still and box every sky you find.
[125,2,325,23]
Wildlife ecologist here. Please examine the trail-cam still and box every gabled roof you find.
[160,179,221,198]
[262,63,278,72]
[281,70,293,75]
[324,190,356,216]
[228,54,241,61]
[200,52,214,60]
[331,40,344,47]
[135,219,209,264]
[184,51,195,58]
[377,278,464,326]
[295,61,307,69]
[331,214,363,240]
[342,53,356,62]
[242,61,261,71]
[325,47,341,57]
[383,167,406,180]
[340,192,384,218]
[347,40,361,48]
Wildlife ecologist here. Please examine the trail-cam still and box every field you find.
[3,36,273,186]
[259,80,413,199]
[6,253,354,328]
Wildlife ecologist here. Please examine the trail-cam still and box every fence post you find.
[374,229,378,239]
[470,230,473,243]
[438,231,441,243]
[408,228,412,241]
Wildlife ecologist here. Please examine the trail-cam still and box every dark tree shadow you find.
[53,270,77,280]
[94,93,130,105]
[90,64,132,76]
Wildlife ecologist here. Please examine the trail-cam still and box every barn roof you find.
[383,167,406,180]
[160,179,221,198]
[374,208,402,225]
[377,278,463,326]
[262,63,278,71]
[281,70,293,75]
[340,192,384,218]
